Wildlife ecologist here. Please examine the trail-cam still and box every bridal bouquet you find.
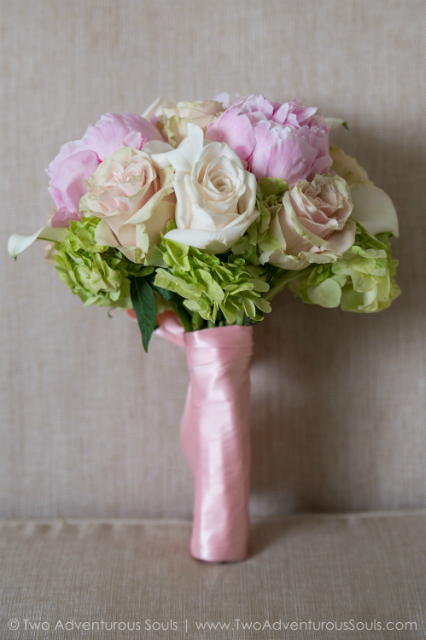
[9,94,400,562]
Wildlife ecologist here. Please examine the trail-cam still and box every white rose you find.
[145,124,259,253]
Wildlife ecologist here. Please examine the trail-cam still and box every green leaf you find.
[243,297,256,318]
[164,239,190,271]
[230,235,251,255]
[249,278,269,293]
[219,300,237,325]
[147,273,193,333]
[258,228,281,252]
[253,297,272,313]
[133,266,155,277]
[130,276,157,352]
[145,245,167,267]
[256,177,288,199]
[194,269,225,301]
[307,278,342,308]
[165,219,177,233]
[154,268,202,300]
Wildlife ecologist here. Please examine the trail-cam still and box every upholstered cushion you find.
[1,0,425,520]
[1,512,425,639]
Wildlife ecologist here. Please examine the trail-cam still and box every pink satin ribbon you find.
[128,310,253,562]
[182,325,253,563]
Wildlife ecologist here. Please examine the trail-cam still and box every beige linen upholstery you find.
[1,513,425,640]
[1,1,426,521]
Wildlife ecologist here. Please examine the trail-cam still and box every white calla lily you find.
[8,225,67,259]
[350,183,399,237]
[324,117,347,131]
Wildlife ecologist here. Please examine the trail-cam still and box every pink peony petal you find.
[49,150,100,213]
[50,207,82,228]
[206,110,256,164]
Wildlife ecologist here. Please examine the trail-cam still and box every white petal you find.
[150,124,204,172]
[350,183,399,237]
[198,141,244,170]
[165,207,258,252]
[8,225,67,258]
[326,218,356,254]
[324,117,346,131]
[238,170,256,214]
[165,227,216,250]
[143,140,174,166]
[174,173,192,228]
[213,92,242,109]
[143,200,175,245]
[141,96,176,120]
[94,219,119,247]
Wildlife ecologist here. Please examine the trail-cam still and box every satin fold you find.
[182,326,253,563]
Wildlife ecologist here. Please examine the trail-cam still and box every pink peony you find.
[47,112,164,228]
[206,95,332,186]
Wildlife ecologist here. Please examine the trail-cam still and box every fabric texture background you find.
[0,513,425,639]
[1,0,425,520]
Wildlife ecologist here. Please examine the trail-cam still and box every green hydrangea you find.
[54,217,135,308]
[230,178,285,264]
[288,223,400,312]
[336,229,401,312]
[286,263,345,308]
[152,233,272,325]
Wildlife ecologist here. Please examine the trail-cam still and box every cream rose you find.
[157,100,224,148]
[146,124,259,253]
[329,144,373,186]
[80,147,175,263]
[262,174,356,269]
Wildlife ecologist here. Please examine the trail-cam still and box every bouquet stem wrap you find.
[128,311,254,562]
[180,325,253,563]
